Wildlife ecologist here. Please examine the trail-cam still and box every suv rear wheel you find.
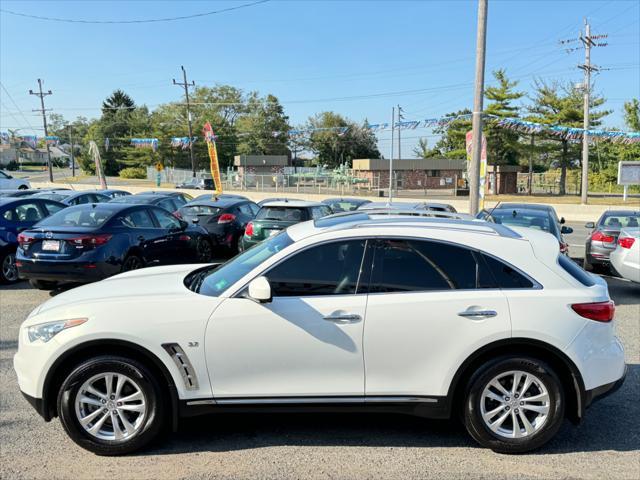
[57,355,165,455]
[463,356,564,453]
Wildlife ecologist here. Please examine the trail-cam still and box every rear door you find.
[363,238,511,398]
[118,207,165,264]
[149,207,187,263]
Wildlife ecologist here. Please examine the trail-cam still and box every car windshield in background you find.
[36,206,114,228]
[490,210,553,233]
[326,201,361,212]
[256,207,306,221]
[182,205,221,216]
[599,214,640,229]
[195,232,294,296]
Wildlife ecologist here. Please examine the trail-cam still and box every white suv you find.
[14,213,626,455]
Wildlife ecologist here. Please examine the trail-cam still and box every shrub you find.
[119,167,147,179]
[4,160,19,171]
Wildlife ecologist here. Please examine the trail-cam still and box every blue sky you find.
[1,0,638,157]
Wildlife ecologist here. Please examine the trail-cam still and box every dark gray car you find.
[584,210,640,272]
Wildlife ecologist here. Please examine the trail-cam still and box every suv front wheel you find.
[57,355,165,455]
[463,356,564,453]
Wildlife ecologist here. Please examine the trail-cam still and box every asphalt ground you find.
[1,264,639,479]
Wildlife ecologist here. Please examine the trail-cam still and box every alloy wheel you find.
[123,256,142,271]
[74,372,147,442]
[2,253,18,282]
[479,370,550,439]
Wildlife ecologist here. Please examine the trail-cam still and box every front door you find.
[363,238,512,398]
[206,239,369,398]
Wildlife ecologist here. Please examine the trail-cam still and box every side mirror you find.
[585,222,595,229]
[561,226,573,234]
[178,219,188,230]
[248,276,272,303]
[191,217,200,224]
[560,217,566,224]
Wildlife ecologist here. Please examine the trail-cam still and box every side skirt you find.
[178,396,451,420]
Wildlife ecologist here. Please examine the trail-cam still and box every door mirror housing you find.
[248,276,272,303]
[560,217,566,224]
[561,226,573,234]
[585,221,595,229]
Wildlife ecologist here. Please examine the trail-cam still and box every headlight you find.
[27,318,88,343]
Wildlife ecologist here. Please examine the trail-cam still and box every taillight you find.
[68,234,112,248]
[178,235,191,241]
[173,211,183,219]
[218,213,236,224]
[591,231,614,243]
[618,237,635,249]
[245,222,254,237]
[560,242,569,254]
[571,301,615,322]
[17,233,35,247]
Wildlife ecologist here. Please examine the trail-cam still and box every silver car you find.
[584,210,640,272]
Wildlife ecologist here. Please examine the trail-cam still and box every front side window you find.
[121,209,156,228]
[2,202,46,222]
[152,208,181,229]
[369,239,477,293]
[266,240,366,296]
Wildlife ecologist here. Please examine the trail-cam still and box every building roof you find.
[352,158,466,171]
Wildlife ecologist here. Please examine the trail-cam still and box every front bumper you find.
[21,391,50,421]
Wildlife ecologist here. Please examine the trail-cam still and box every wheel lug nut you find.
[505,406,510,410]
[514,409,519,413]
[520,401,524,406]
[117,402,122,406]
[110,395,115,400]
[514,394,519,399]
[505,397,510,401]
[101,399,106,404]
[103,409,108,413]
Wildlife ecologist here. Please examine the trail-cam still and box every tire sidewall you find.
[57,356,164,455]
[464,356,565,454]
[197,238,213,262]
[0,251,18,284]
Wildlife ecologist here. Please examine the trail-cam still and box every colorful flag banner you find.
[20,135,37,148]
[45,135,59,146]
[202,122,223,196]
[130,138,159,151]
[170,137,197,150]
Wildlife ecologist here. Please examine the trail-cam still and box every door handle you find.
[458,310,498,318]
[137,235,145,241]
[323,313,362,323]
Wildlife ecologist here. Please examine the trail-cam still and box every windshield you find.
[36,205,115,228]
[194,232,294,296]
[256,206,306,221]
[490,210,555,234]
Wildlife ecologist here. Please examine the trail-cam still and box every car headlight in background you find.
[27,318,88,343]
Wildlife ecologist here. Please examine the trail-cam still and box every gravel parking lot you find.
[1,273,638,480]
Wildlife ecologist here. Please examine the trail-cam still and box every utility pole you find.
[173,66,197,177]
[578,20,607,204]
[389,106,395,203]
[67,124,75,177]
[29,79,53,182]
[469,0,488,215]
[397,105,404,163]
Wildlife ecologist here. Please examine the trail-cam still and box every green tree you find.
[623,99,640,131]
[484,69,524,165]
[528,80,609,194]
[236,94,290,156]
[306,112,380,167]
[412,137,439,159]
[427,109,472,159]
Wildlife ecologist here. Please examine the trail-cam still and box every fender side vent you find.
[162,343,199,390]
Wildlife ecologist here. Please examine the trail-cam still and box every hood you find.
[33,264,204,316]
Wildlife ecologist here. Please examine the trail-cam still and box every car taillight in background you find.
[591,231,615,243]
[218,213,236,224]
[17,233,35,247]
[571,301,615,322]
[68,234,113,248]
[245,222,254,237]
[173,211,183,219]
[560,242,569,254]
[618,237,635,249]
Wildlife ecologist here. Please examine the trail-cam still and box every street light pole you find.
[469,0,488,215]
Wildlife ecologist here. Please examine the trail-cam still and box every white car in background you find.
[14,213,626,455]
[610,228,640,283]
[0,170,30,190]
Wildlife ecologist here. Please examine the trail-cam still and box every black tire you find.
[582,257,593,272]
[196,238,213,263]
[57,355,165,456]
[463,356,564,454]
[0,251,19,284]
[29,279,58,290]
[121,254,144,272]
[18,184,28,190]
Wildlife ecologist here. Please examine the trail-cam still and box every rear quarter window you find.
[558,255,596,287]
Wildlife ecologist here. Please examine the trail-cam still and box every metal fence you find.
[516,172,581,195]
[151,167,460,197]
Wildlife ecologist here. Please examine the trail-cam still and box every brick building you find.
[352,158,466,190]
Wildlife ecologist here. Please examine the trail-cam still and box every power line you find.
[0,0,269,24]
[0,81,38,132]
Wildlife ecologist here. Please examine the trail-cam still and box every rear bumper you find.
[585,364,626,407]
[17,258,116,283]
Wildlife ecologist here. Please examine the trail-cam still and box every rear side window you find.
[121,209,155,228]
[37,207,113,227]
[480,254,535,289]
[369,239,478,293]
[43,202,65,215]
[558,254,596,287]
[182,205,221,216]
